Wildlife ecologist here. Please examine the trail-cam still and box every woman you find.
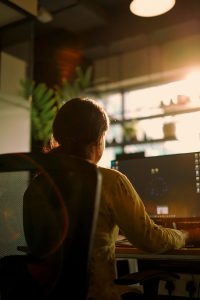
[24,97,189,300]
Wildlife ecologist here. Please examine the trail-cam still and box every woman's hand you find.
[183,228,200,247]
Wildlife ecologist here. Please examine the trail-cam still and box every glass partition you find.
[0,20,34,154]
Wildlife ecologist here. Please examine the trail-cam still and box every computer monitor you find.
[112,151,200,229]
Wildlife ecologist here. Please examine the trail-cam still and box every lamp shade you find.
[37,7,53,23]
[130,0,176,17]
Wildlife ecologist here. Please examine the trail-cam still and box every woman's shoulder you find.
[98,166,126,180]
[98,166,136,195]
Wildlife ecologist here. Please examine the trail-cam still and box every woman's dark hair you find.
[52,97,109,158]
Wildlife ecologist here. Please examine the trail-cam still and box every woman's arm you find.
[111,171,186,253]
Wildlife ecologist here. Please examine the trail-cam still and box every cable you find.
[197,281,200,299]
[186,280,196,298]
[165,280,175,296]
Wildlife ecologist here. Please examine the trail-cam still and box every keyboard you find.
[153,218,200,230]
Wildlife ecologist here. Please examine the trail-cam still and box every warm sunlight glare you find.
[184,69,200,103]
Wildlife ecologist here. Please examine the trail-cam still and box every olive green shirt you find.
[87,167,185,300]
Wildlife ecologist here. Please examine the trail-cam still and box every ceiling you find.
[1,0,200,61]
[1,0,200,88]
[33,0,200,59]
[0,1,27,28]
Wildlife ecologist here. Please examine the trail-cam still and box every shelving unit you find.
[98,76,200,167]
[121,105,200,122]
[106,137,177,148]
[106,104,200,148]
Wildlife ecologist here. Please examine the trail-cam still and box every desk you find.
[115,246,200,298]
[116,244,200,275]
[116,245,200,260]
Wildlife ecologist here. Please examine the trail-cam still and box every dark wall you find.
[34,29,87,88]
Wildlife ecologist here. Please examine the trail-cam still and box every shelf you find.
[110,106,200,124]
[106,103,200,152]
[138,106,200,121]
[106,137,177,148]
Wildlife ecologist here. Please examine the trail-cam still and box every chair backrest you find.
[0,152,102,299]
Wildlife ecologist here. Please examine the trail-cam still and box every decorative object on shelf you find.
[160,94,195,114]
[123,120,138,142]
[163,122,176,139]
[129,0,176,17]
[177,94,190,105]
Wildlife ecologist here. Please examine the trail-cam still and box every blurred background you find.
[1,0,200,167]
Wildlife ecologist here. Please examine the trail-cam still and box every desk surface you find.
[116,244,200,260]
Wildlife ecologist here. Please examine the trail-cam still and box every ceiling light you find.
[37,7,53,23]
[130,0,176,17]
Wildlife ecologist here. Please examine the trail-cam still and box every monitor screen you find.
[112,152,200,227]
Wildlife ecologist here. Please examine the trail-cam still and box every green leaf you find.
[20,66,94,147]
[39,88,55,106]
[81,66,93,89]
[41,98,57,112]
[33,83,47,99]
[19,79,35,100]
[60,66,93,100]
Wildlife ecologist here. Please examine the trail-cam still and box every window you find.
[96,73,200,167]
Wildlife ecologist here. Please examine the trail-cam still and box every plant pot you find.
[163,122,176,139]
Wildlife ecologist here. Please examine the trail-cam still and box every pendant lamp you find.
[130,0,176,17]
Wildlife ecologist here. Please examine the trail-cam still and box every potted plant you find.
[123,120,138,143]
[20,65,94,151]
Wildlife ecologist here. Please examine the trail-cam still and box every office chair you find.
[0,152,102,300]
